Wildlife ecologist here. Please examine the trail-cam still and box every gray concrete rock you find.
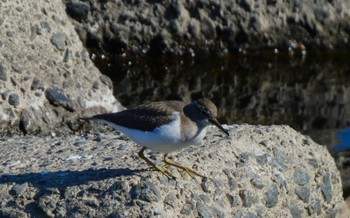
[0,0,122,134]
[64,0,350,56]
[0,125,345,217]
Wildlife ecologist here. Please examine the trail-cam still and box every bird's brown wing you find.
[90,101,186,131]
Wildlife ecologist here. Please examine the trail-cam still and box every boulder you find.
[0,0,122,134]
[0,125,344,217]
[65,0,350,56]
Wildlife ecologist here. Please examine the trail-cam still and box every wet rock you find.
[45,86,75,112]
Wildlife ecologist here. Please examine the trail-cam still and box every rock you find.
[130,181,161,202]
[8,93,20,107]
[45,86,75,112]
[239,189,258,208]
[11,183,28,196]
[295,186,310,203]
[0,63,7,81]
[196,202,213,218]
[264,185,279,208]
[250,177,264,189]
[322,171,333,203]
[50,32,67,51]
[293,167,310,186]
[0,125,345,217]
[65,1,90,22]
[0,0,121,135]
[64,0,350,56]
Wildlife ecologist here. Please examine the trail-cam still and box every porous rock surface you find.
[0,0,121,134]
[65,0,350,56]
[0,125,344,217]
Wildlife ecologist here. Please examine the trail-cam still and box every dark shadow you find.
[0,168,146,189]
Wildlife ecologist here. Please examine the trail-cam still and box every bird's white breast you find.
[95,112,206,153]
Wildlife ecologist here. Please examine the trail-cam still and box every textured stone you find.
[0,0,119,135]
[11,183,28,196]
[0,63,7,81]
[0,125,344,217]
[130,181,161,202]
[322,172,333,203]
[293,167,310,185]
[50,32,67,51]
[66,1,90,22]
[295,186,310,203]
[250,177,264,189]
[196,202,213,218]
[45,86,75,112]
[8,93,20,107]
[264,186,278,208]
[239,189,258,208]
[289,204,302,218]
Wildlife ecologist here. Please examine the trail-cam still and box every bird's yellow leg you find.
[163,154,206,178]
[138,147,176,180]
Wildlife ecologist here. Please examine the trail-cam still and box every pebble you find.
[50,32,67,51]
[196,202,213,218]
[289,203,302,218]
[264,185,279,208]
[250,177,264,189]
[180,202,193,215]
[8,93,20,107]
[295,186,310,203]
[228,177,238,191]
[66,1,90,22]
[239,189,258,208]
[11,183,28,196]
[0,63,8,81]
[255,154,269,165]
[226,194,241,207]
[293,167,310,185]
[201,177,210,192]
[308,199,322,215]
[164,193,176,207]
[321,172,332,203]
[45,86,75,112]
[31,78,44,91]
[129,181,161,202]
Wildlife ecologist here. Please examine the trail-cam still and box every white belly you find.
[95,112,206,153]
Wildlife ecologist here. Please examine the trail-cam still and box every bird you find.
[82,98,229,179]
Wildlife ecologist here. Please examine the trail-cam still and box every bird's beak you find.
[209,117,229,136]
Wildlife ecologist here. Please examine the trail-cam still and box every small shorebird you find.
[83,98,229,179]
